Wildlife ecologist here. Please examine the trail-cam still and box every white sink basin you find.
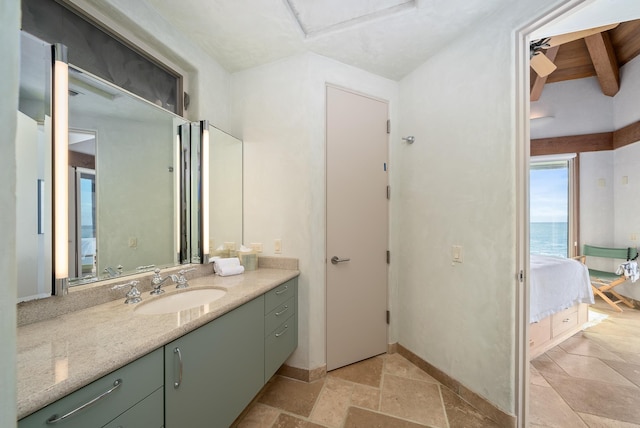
[134,288,226,315]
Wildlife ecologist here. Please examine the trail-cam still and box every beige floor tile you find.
[258,376,325,418]
[351,383,380,410]
[529,383,588,427]
[327,355,384,388]
[531,353,567,376]
[343,407,427,428]
[546,347,636,387]
[309,377,354,427]
[440,387,500,428]
[544,372,640,424]
[383,353,439,384]
[578,412,640,428]
[235,403,281,428]
[272,413,328,428]
[530,364,551,387]
[559,336,625,361]
[379,374,447,427]
[584,331,640,355]
[601,359,640,387]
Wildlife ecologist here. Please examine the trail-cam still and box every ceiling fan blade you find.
[547,23,619,47]
[531,52,557,77]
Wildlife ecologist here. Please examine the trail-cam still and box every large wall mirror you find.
[17,31,244,303]
[17,31,187,301]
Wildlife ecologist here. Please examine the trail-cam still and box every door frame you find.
[514,1,592,426]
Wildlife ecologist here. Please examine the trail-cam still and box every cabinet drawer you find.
[265,279,296,314]
[103,387,163,428]
[265,315,297,382]
[265,297,295,336]
[19,349,163,428]
[552,306,579,337]
[529,316,551,351]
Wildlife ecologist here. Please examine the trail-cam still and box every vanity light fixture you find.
[200,120,210,263]
[52,43,69,295]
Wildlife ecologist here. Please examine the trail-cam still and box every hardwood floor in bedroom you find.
[530,299,640,427]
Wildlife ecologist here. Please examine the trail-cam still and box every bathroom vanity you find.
[17,266,299,427]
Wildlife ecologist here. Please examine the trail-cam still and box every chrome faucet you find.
[112,280,141,304]
[151,269,174,295]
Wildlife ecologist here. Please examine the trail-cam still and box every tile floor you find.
[530,299,640,427]
[234,352,500,427]
[234,299,640,428]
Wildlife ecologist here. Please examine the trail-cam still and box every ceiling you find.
[530,19,640,99]
[142,0,515,80]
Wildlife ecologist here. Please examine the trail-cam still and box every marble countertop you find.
[17,267,300,420]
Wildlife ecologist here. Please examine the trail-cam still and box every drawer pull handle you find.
[275,305,289,316]
[275,285,288,295]
[275,324,289,337]
[46,379,122,424]
[563,318,570,323]
[174,347,183,388]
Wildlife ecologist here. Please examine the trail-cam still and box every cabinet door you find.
[19,349,163,428]
[165,295,264,428]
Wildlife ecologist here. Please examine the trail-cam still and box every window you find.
[530,158,577,258]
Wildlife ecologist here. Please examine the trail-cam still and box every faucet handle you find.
[174,268,196,289]
[112,280,142,304]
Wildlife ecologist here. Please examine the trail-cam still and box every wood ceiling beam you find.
[531,132,613,156]
[531,46,559,102]
[584,31,620,96]
[613,120,640,150]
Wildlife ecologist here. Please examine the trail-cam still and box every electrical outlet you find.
[128,237,137,248]
[631,234,637,242]
[274,239,282,254]
[250,243,263,253]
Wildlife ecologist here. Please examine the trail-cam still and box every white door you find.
[326,86,389,371]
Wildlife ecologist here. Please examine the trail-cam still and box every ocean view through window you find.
[530,160,570,258]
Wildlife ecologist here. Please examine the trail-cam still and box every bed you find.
[529,254,595,358]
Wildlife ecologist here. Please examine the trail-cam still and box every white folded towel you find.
[216,265,245,277]
[213,257,244,276]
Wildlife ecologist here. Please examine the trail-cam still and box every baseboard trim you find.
[277,364,326,382]
[396,344,516,428]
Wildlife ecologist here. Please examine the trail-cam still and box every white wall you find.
[531,77,614,139]
[1,0,19,425]
[580,151,615,248]
[396,0,566,414]
[231,52,399,370]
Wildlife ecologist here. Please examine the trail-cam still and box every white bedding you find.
[530,254,594,323]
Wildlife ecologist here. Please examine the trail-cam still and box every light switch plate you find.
[274,239,282,254]
[452,245,463,263]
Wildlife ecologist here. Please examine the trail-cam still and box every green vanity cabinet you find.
[264,278,298,382]
[164,295,265,428]
[18,349,164,428]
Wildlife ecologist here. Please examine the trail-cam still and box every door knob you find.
[331,256,351,265]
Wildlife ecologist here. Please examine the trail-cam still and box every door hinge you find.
[386,310,390,324]
[386,119,390,134]
[519,270,525,283]
[386,185,390,200]
[386,250,390,264]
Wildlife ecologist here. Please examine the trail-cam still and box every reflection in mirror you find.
[16,28,191,302]
[17,32,52,301]
[209,128,243,256]
[67,66,184,284]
